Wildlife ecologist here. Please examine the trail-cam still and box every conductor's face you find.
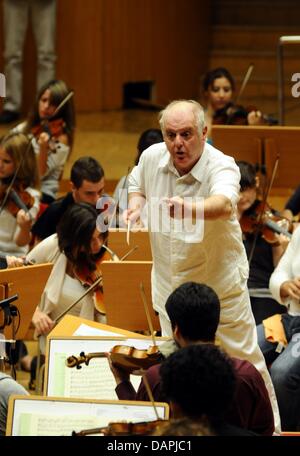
[163,104,207,176]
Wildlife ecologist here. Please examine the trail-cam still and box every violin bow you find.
[248,153,280,266]
[235,63,254,106]
[139,282,156,347]
[54,244,140,323]
[120,245,138,261]
[102,243,120,261]
[49,91,74,119]
[54,276,103,324]
[142,370,160,420]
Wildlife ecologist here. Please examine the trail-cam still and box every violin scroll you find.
[66,351,106,369]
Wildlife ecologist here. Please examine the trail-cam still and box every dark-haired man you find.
[31,156,105,241]
[160,344,255,436]
[110,282,274,435]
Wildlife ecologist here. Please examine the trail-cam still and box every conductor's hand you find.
[32,307,55,336]
[122,208,141,227]
[107,353,130,385]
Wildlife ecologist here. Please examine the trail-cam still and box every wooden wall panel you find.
[0,0,211,112]
[102,0,211,109]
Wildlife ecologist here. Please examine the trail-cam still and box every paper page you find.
[73,323,123,337]
[48,337,165,398]
[11,399,167,436]
[64,357,117,399]
[19,413,100,436]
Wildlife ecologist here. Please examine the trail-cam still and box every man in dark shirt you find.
[109,282,275,436]
[31,156,105,241]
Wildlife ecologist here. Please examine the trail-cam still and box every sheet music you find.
[19,413,100,436]
[47,338,163,398]
[64,357,118,399]
[73,323,123,337]
[10,398,167,436]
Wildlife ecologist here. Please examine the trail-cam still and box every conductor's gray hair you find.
[159,100,205,135]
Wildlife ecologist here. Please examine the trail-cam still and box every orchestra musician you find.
[236,161,289,324]
[31,156,105,242]
[13,79,75,204]
[201,67,264,142]
[159,344,257,435]
[0,132,40,257]
[25,203,110,354]
[109,282,274,436]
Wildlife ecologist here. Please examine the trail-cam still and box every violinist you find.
[0,133,40,257]
[109,282,274,436]
[236,161,289,324]
[202,67,264,142]
[159,344,258,436]
[25,203,111,355]
[13,79,75,204]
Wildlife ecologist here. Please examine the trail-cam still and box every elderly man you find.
[125,99,280,431]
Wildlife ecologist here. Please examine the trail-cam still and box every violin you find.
[213,102,257,125]
[73,248,111,314]
[72,419,167,436]
[0,184,34,218]
[31,118,65,140]
[66,345,162,373]
[240,200,292,244]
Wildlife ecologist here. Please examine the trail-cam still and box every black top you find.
[285,185,300,216]
[243,234,274,289]
[31,192,75,240]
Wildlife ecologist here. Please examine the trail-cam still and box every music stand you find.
[108,228,152,260]
[0,263,53,340]
[101,261,160,331]
[212,125,300,190]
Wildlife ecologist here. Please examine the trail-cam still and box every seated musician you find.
[109,282,274,436]
[257,224,300,431]
[26,203,111,354]
[201,67,265,142]
[236,161,289,324]
[13,80,75,204]
[159,344,257,435]
[31,156,105,242]
[0,133,40,257]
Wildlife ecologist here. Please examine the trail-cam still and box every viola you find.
[240,200,292,244]
[72,419,167,436]
[0,184,34,218]
[31,118,65,139]
[66,345,162,373]
[73,248,111,314]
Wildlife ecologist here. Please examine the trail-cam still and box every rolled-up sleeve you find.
[209,156,241,205]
